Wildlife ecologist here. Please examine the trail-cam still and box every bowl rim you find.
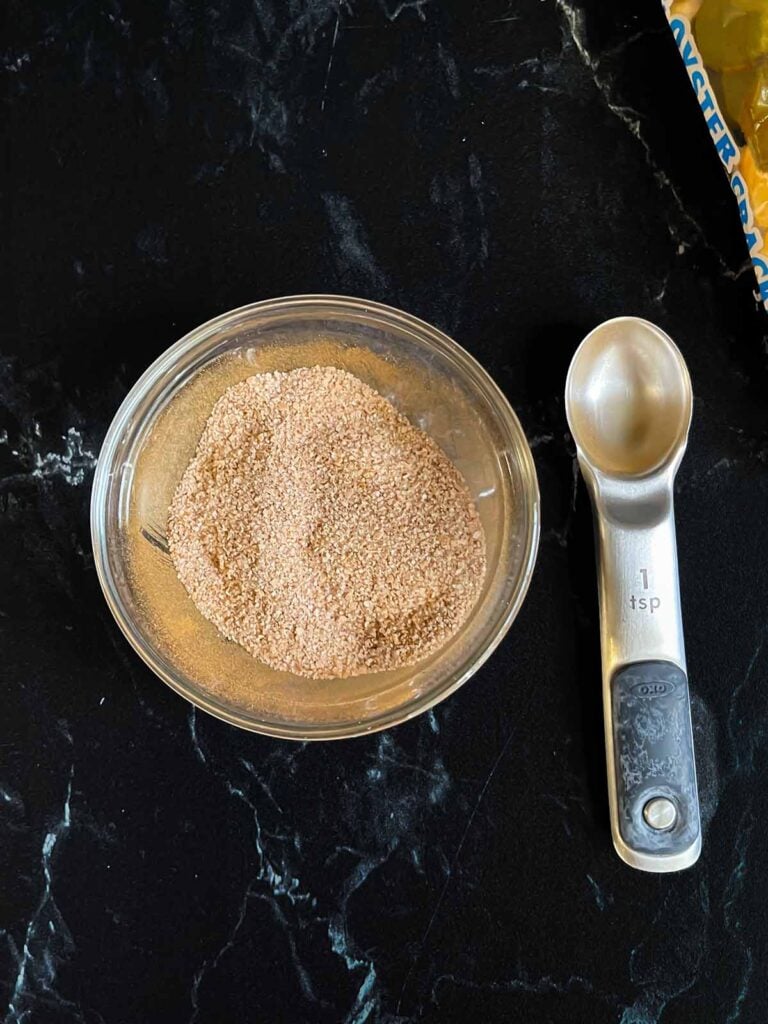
[90,294,540,740]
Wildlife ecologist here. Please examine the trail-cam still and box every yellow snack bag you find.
[664,0,768,307]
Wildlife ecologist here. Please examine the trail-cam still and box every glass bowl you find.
[91,296,539,739]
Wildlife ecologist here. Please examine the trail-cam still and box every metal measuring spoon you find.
[565,317,701,872]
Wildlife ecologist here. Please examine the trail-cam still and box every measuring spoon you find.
[565,317,701,872]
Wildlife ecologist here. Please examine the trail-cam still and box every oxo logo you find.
[629,681,676,698]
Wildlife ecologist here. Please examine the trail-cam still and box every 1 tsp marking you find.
[630,568,660,613]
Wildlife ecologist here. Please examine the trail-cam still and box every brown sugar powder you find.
[167,366,486,679]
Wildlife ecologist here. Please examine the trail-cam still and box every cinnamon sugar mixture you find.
[167,366,486,679]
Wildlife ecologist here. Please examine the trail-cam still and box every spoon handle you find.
[593,487,701,872]
[611,661,700,868]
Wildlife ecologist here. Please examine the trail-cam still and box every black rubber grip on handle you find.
[611,661,700,858]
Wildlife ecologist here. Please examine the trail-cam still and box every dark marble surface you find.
[3,0,768,1021]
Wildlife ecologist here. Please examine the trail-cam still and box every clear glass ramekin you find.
[91,295,540,739]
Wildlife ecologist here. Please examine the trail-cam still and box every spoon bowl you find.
[565,317,692,478]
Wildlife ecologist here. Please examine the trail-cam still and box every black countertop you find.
[4,1,768,1021]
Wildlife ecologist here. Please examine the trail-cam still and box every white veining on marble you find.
[189,885,252,1024]
[323,192,390,292]
[3,766,75,1024]
[396,727,514,1012]
[33,429,95,487]
[328,848,393,1023]
[437,41,460,100]
[431,970,598,1003]
[724,946,753,1024]
[586,872,612,912]
[726,627,768,777]
[320,1,342,113]
[544,452,580,548]
[184,712,454,1019]
[252,892,319,1002]
[188,707,207,766]
[467,153,489,267]
[382,0,431,22]
[2,426,96,490]
[620,882,708,1024]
